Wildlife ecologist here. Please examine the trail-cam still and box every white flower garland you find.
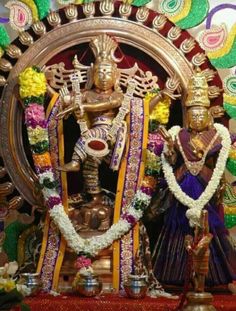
[49,190,151,256]
[161,123,231,227]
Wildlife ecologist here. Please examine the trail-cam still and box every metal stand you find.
[183,292,217,311]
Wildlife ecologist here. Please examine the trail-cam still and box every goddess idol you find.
[152,69,236,287]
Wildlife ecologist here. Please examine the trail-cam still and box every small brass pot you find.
[19,272,42,296]
[124,274,148,299]
[74,274,102,297]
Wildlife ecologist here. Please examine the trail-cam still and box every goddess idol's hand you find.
[158,126,176,164]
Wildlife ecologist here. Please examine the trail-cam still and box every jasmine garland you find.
[161,123,231,227]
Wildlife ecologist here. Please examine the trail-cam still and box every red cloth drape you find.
[16,293,236,311]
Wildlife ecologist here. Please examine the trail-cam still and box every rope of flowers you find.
[18,67,161,268]
[161,124,231,227]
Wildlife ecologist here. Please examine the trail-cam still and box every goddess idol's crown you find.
[185,68,210,108]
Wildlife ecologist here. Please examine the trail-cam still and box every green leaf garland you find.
[225,214,236,229]
[226,158,236,176]
[31,140,49,154]
[0,25,10,50]
[224,102,236,119]
[132,0,151,6]
[34,0,50,20]
[210,38,236,69]
[176,0,209,29]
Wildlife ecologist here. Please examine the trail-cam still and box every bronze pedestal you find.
[183,292,217,311]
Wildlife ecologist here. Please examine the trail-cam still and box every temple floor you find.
[15,293,236,311]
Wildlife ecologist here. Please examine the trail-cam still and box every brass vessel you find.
[74,274,102,297]
[20,273,42,296]
[124,274,148,299]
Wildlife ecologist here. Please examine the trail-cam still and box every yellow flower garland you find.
[224,94,236,105]
[145,92,171,125]
[28,126,48,144]
[19,67,47,99]
[224,206,236,215]
[168,1,191,23]
[229,147,236,160]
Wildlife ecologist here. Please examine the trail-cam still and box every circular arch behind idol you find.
[0,3,202,205]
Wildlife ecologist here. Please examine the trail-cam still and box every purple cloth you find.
[152,143,236,286]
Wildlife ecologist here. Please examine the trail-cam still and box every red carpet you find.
[21,293,236,311]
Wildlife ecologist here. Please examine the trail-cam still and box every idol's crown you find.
[185,68,210,107]
[90,34,119,64]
